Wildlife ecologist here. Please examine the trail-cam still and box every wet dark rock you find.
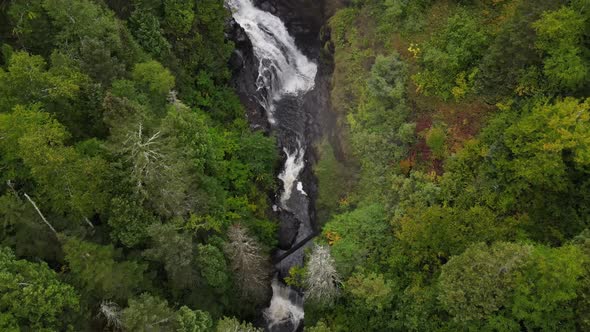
[252,0,326,58]
[229,49,244,70]
[227,0,337,269]
[277,212,300,250]
[225,17,269,131]
[226,1,339,329]
[258,1,277,14]
[225,18,252,49]
[269,320,297,332]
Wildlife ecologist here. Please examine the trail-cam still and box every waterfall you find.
[278,143,305,209]
[227,0,319,330]
[227,0,317,124]
[263,278,305,330]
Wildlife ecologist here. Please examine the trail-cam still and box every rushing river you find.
[226,0,320,330]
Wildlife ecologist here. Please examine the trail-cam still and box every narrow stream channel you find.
[226,0,323,330]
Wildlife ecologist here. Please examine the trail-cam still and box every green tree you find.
[323,204,391,277]
[475,0,561,98]
[306,321,333,332]
[395,206,513,275]
[512,245,587,330]
[163,0,195,35]
[7,0,55,55]
[0,247,80,330]
[63,237,146,301]
[438,242,532,329]
[144,222,194,290]
[129,9,171,59]
[42,0,142,66]
[413,9,488,100]
[122,295,212,332]
[439,241,587,330]
[223,130,277,194]
[196,243,232,293]
[0,51,84,112]
[0,192,62,262]
[122,293,176,332]
[533,6,589,91]
[0,105,111,220]
[176,306,213,332]
[78,37,125,85]
[107,196,157,248]
[0,313,19,332]
[348,53,415,199]
[345,272,393,312]
[505,98,590,189]
[425,127,446,159]
[367,53,408,102]
[573,229,590,330]
[132,60,175,96]
[215,316,262,332]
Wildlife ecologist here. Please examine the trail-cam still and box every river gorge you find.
[227,0,336,330]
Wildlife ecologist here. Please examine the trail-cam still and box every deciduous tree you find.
[438,242,531,326]
[122,293,176,332]
[533,6,589,91]
[63,237,146,301]
[0,247,80,330]
[215,316,262,332]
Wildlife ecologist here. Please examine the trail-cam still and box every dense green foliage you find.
[0,0,277,329]
[0,247,80,330]
[309,0,590,330]
[2,0,590,330]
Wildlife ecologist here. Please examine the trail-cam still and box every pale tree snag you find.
[98,300,122,330]
[24,193,57,235]
[224,224,271,301]
[122,123,166,194]
[304,244,341,306]
[84,217,94,228]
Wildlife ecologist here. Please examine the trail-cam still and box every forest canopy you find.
[0,0,277,330]
[1,0,590,331]
[308,0,590,330]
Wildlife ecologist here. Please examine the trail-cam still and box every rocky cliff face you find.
[226,0,328,128]
[225,1,343,329]
[226,0,336,277]
[226,17,268,130]
[227,0,341,131]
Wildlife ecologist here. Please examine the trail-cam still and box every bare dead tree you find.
[118,122,193,216]
[98,300,122,330]
[304,245,341,306]
[23,193,57,235]
[84,217,94,228]
[167,90,179,105]
[121,123,166,195]
[224,224,271,301]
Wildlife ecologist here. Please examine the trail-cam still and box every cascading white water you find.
[227,0,319,329]
[226,0,317,124]
[264,279,305,330]
[228,0,315,215]
[278,143,305,209]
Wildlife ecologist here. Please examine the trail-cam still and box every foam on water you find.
[264,278,304,330]
[227,0,317,123]
[227,1,316,329]
[277,144,306,209]
[296,182,307,196]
